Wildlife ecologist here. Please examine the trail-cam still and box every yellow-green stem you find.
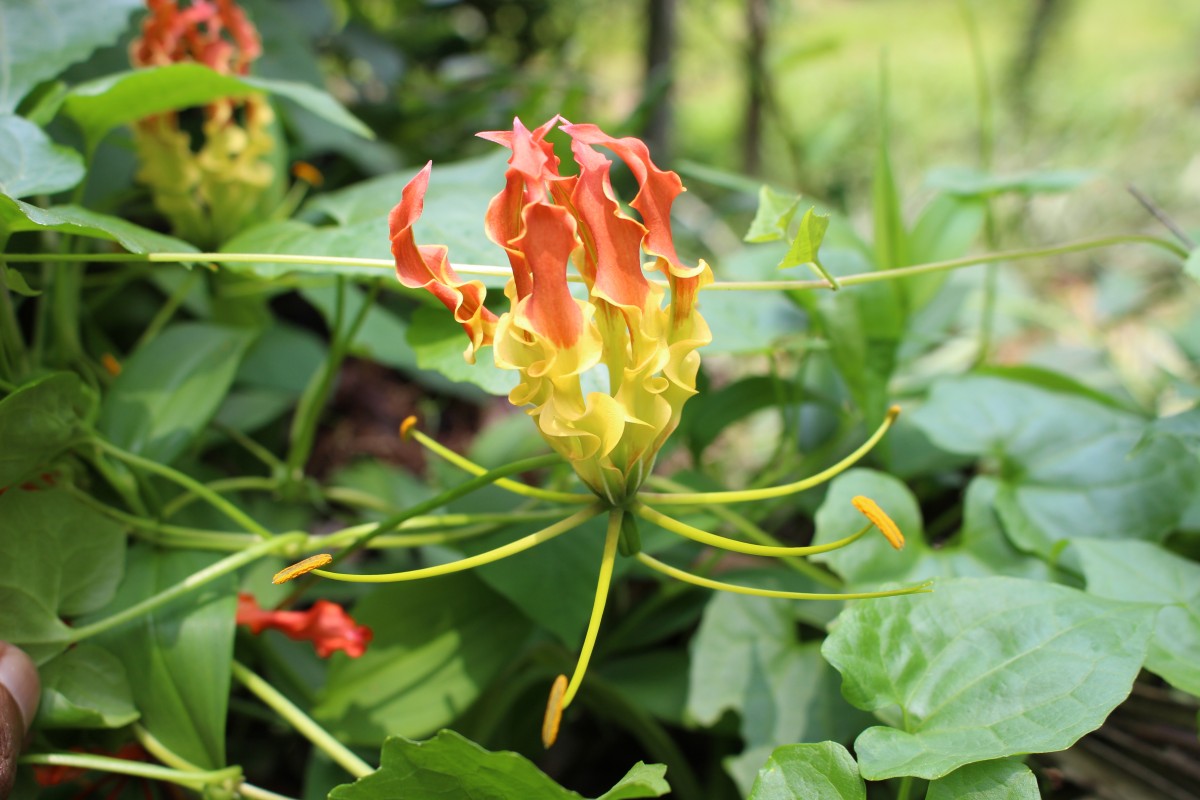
[637,502,871,557]
[640,406,899,505]
[313,504,604,583]
[230,660,373,779]
[19,753,241,790]
[637,552,932,601]
[562,507,623,709]
[407,425,592,504]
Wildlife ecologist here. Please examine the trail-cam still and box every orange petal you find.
[389,163,498,361]
[514,202,582,347]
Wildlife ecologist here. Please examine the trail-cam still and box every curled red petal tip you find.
[236,593,373,658]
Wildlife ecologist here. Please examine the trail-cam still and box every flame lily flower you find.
[277,117,929,747]
[390,117,712,504]
[129,0,275,247]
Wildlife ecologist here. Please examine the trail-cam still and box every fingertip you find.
[0,643,39,732]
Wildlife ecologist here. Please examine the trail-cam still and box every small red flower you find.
[236,593,373,658]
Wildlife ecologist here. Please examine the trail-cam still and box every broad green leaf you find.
[925,759,1039,800]
[0,372,94,487]
[744,186,802,243]
[0,0,142,111]
[811,471,1048,588]
[687,576,869,794]
[408,305,516,396]
[314,572,534,745]
[747,742,866,800]
[63,64,372,148]
[215,322,327,433]
[328,730,669,800]
[1144,406,1200,456]
[910,375,1199,555]
[0,196,196,252]
[36,643,139,729]
[98,323,256,464]
[1073,539,1200,696]
[91,546,236,769]
[822,576,1154,780]
[0,113,84,197]
[0,488,125,663]
[925,166,1096,198]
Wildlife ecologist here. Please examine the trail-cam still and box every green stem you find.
[19,753,241,790]
[92,437,274,538]
[286,279,380,487]
[67,533,304,643]
[897,775,914,800]
[161,475,278,519]
[133,723,203,772]
[0,233,1184,291]
[230,660,374,779]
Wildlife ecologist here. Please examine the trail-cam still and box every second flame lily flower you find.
[390,117,712,504]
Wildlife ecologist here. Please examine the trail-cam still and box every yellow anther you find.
[291,161,325,186]
[851,496,904,549]
[102,353,123,377]
[272,553,333,584]
[541,674,568,748]
[399,416,419,440]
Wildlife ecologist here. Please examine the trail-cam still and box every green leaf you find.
[678,375,804,458]
[747,742,866,800]
[925,759,1039,800]
[0,372,94,487]
[0,0,143,111]
[0,113,84,197]
[903,194,985,310]
[744,186,802,243]
[90,546,236,769]
[313,573,534,746]
[98,323,256,464]
[779,207,834,288]
[0,196,196,252]
[63,64,372,148]
[1185,248,1200,284]
[687,571,869,793]
[1073,539,1200,696]
[328,730,669,800]
[910,375,1200,556]
[822,576,1154,780]
[925,166,1097,198]
[2,265,39,296]
[872,71,908,272]
[0,488,125,662]
[36,643,139,729]
[408,305,516,396]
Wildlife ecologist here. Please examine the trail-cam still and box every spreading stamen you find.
[852,495,905,549]
[636,552,931,600]
[401,416,591,505]
[542,674,569,748]
[639,405,902,506]
[273,554,333,584]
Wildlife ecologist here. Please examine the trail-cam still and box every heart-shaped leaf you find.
[747,742,865,800]
[822,576,1153,780]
